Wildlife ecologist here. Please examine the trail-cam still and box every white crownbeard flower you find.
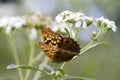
[85,16,93,22]
[0,16,26,34]
[29,28,37,40]
[52,22,67,33]
[112,24,117,32]
[75,17,86,29]
[76,12,85,16]
[9,17,26,29]
[55,10,72,23]
[62,15,72,22]
[55,14,64,23]
[96,16,104,23]
[74,16,84,21]
[62,10,72,15]
[96,17,117,32]
[107,21,117,32]
[55,10,86,24]
[13,17,26,29]
[0,16,26,29]
[75,21,81,28]
[74,12,85,20]
[63,12,85,22]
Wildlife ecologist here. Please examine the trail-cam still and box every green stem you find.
[60,62,67,70]
[74,27,82,40]
[81,41,94,52]
[24,41,35,80]
[66,22,73,38]
[8,35,24,80]
[52,62,68,80]
[81,30,102,52]
[95,30,102,38]
[53,76,58,80]
[33,51,44,65]
[33,56,49,80]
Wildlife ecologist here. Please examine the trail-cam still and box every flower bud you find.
[91,31,97,41]
[92,31,97,37]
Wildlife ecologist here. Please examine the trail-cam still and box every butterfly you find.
[39,27,80,63]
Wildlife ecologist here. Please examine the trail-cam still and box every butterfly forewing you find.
[41,27,63,47]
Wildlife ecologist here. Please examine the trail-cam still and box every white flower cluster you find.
[26,13,52,27]
[55,10,117,32]
[0,16,26,34]
[55,10,93,29]
[0,16,37,40]
[55,10,84,22]
[95,17,117,32]
[51,22,68,33]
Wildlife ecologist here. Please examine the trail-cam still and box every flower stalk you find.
[8,34,24,80]
[24,41,35,80]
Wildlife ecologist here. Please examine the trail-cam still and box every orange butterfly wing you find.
[39,27,80,63]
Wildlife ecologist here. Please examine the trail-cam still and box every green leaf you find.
[39,64,53,71]
[19,65,38,70]
[7,64,48,74]
[7,64,19,70]
[60,76,95,80]
[7,64,38,70]
[80,42,105,55]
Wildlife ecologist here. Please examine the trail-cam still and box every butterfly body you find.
[39,27,80,63]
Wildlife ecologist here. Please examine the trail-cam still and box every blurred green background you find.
[0,0,120,80]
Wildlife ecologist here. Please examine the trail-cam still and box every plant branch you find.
[24,41,35,80]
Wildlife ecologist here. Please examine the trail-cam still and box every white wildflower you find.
[55,10,93,29]
[74,12,85,21]
[5,26,11,34]
[55,15,63,23]
[75,21,81,28]
[85,16,93,22]
[0,16,26,34]
[55,10,72,23]
[82,21,87,29]
[110,22,117,32]
[8,17,26,29]
[0,17,26,29]
[0,17,9,27]
[51,22,67,33]
[12,17,26,29]
[0,17,26,28]
[63,12,85,22]
[63,13,76,22]
[62,10,72,14]
[55,10,85,23]
[29,28,37,40]
[96,16,117,32]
